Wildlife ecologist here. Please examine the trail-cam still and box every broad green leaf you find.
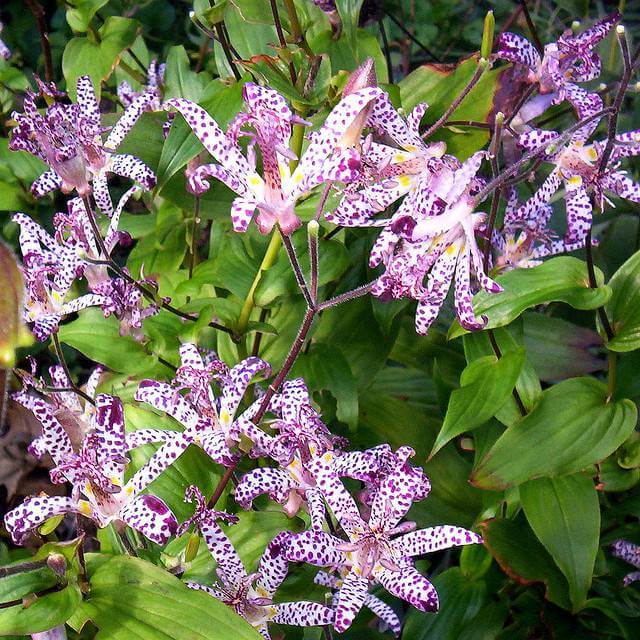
[68,555,261,639]
[431,349,525,456]
[335,0,364,49]
[403,568,487,640]
[291,343,358,430]
[163,45,207,101]
[472,377,637,490]
[449,258,611,339]
[58,308,159,375]
[602,250,640,352]
[0,584,82,635]
[523,312,605,381]
[223,3,277,59]
[482,516,571,610]
[130,445,222,521]
[520,473,600,611]
[66,0,109,31]
[62,17,139,99]
[463,323,541,416]
[399,57,502,159]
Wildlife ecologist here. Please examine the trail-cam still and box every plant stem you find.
[281,231,313,308]
[519,0,543,55]
[483,113,504,271]
[487,330,527,416]
[318,281,375,311]
[422,61,486,140]
[188,196,201,281]
[597,29,639,179]
[379,18,393,83]
[25,0,54,84]
[585,232,615,341]
[607,351,617,401]
[269,0,297,84]
[384,10,440,62]
[51,333,95,406]
[237,233,283,335]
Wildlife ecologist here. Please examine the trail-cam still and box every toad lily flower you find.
[495,13,619,127]
[285,459,482,632]
[493,187,587,271]
[131,344,271,467]
[10,75,156,215]
[4,394,178,545]
[12,212,107,340]
[611,540,640,586]
[329,91,447,227]
[14,364,103,459]
[179,486,334,640]
[515,126,640,244]
[164,82,382,234]
[369,151,502,334]
[234,378,377,528]
[315,570,402,637]
[118,58,165,111]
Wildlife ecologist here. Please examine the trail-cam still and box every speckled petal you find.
[120,493,178,544]
[273,601,335,627]
[257,531,293,597]
[392,525,482,557]
[4,495,77,544]
[285,529,344,566]
[334,570,369,632]
[495,32,541,70]
[375,566,439,612]
[234,467,292,508]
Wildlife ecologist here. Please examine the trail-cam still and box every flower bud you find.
[46,553,67,578]
[343,58,377,96]
[481,11,495,60]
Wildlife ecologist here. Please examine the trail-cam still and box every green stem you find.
[237,232,283,335]
[607,351,617,401]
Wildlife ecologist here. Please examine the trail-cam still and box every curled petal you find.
[375,566,439,612]
[120,494,178,545]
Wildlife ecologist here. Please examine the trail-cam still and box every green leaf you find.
[65,0,109,31]
[399,57,502,159]
[463,323,541,417]
[403,568,487,640]
[0,584,82,635]
[68,555,261,639]
[520,473,600,611]
[58,308,159,375]
[449,258,611,339]
[291,343,358,430]
[62,17,139,99]
[482,516,571,610]
[472,377,637,490]
[602,250,640,352]
[335,0,364,49]
[431,349,524,456]
[163,45,207,101]
[523,312,605,381]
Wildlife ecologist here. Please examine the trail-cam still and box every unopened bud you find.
[0,241,29,368]
[184,532,201,562]
[598,83,607,91]
[571,21,581,33]
[307,220,320,238]
[38,513,63,536]
[481,11,495,60]
[343,58,377,96]
[478,57,489,70]
[635,81,640,92]
[46,553,67,578]
[616,24,626,35]
[494,111,505,125]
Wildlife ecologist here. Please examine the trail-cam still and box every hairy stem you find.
[269,0,297,84]
[423,61,486,140]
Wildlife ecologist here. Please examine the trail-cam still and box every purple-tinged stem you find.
[422,60,487,140]
[25,0,53,84]
[318,281,375,311]
[281,230,314,308]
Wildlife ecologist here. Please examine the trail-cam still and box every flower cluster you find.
[9,77,163,341]
[3,12,637,638]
